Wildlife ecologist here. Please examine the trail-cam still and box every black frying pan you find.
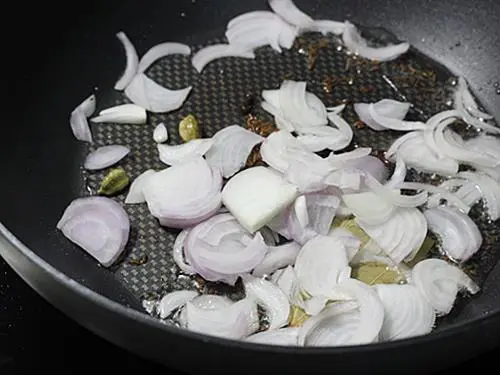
[2,0,500,374]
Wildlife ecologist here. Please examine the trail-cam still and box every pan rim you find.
[1,221,499,355]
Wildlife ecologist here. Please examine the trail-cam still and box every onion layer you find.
[192,44,255,73]
[70,94,96,143]
[114,31,139,91]
[158,290,199,319]
[246,328,300,345]
[252,241,301,277]
[157,139,214,166]
[269,0,313,28]
[83,145,130,171]
[91,104,147,125]
[138,42,191,74]
[125,169,156,204]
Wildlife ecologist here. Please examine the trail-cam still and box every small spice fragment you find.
[288,305,310,327]
[354,120,366,129]
[359,85,376,94]
[245,143,266,168]
[246,114,277,137]
[179,114,200,142]
[240,94,256,116]
[352,262,406,285]
[98,167,130,196]
[128,254,149,266]
[322,76,335,94]
[307,38,329,70]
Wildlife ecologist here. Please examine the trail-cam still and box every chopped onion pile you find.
[58,0,497,348]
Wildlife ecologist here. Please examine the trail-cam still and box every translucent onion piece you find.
[327,104,347,114]
[157,139,214,166]
[328,228,361,261]
[242,275,290,329]
[424,206,482,262]
[343,191,395,225]
[143,157,222,229]
[354,99,424,131]
[138,42,191,73]
[301,20,345,35]
[222,166,299,233]
[205,125,264,178]
[125,169,156,204]
[411,258,480,316]
[466,135,500,180]
[192,44,255,73]
[246,327,300,345]
[114,32,139,91]
[173,229,196,275]
[91,104,147,124]
[125,73,192,114]
[267,209,292,240]
[456,171,500,220]
[184,214,268,285]
[342,21,410,62]
[294,236,351,298]
[69,94,96,143]
[386,131,459,176]
[153,123,169,143]
[284,156,336,193]
[296,125,351,152]
[83,145,130,171]
[374,284,435,341]
[184,296,259,339]
[273,265,299,301]
[358,208,427,264]
[385,155,407,188]
[56,197,130,267]
[252,242,301,277]
[326,111,354,149]
[158,290,199,319]
[269,0,313,28]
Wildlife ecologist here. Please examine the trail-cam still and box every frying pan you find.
[2,0,500,374]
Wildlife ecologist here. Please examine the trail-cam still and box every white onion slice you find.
[69,94,96,143]
[456,171,500,220]
[327,104,346,114]
[423,206,482,262]
[143,157,222,229]
[125,169,156,204]
[386,131,459,176]
[252,242,301,277]
[83,145,130,171]
[91,103,147,124]
[173,229,196,275]
[294,236,351,298]
[374,284,435,341]
[124,73,192,114]
[358,208,428,264]
[301,20,345,35]
[343,191,395,225]
[385,155,407,188]
[246,328,300,345]
[222,166,299,233]
[157,139,214,166]
[138,42,191,73]
[296,126,350,152]
[56,197,130,267]
[205,125,264,178]
[411,258,480,316]
[153,123,169,143]
[242,275,290,330]
[269,0,313,28]
[159,290,199,319]
[342,21,410,62]
[466,135,500,180]
[354,99,417,131]
[192,44,255,73]
[114,32,139,91]
[326,111,354,149]
[184,296,259,339]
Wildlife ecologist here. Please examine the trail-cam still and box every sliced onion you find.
[354,99,424,131]
[173,229,196,275]
[56,197,130,267]
[153,123,169,143]
[294,235,351,298]
[125,169,156,204]
[326,111,354,148]
[124,73,192,114]
[184,213,268,285]
[411,258,480,316]
[342,191,395,225]
[246,327,300,345]
[70,94,96,143]
[386,131,459,176]
[300,20,345,35]
[184,296,259,339]
[157,139,214,166]
[138,42,191,73]
[273,265,298,299]
[284,156,336,193]
[374,284,435,341]
[328,228,361,261]
[222,166,299,233]
[268,0,313,28]
[296,126,351,152]
[114,32,139,91]
[465,135,500,181]
[259,226,280,246]
[158,290,199,319]
[242,275,290,330]
[143,157,222,229]
[91,104,147,124]
[192,44,255,73]
[205,125,264,178]
[252,241,301,277]
[83,145,130,171]
[423,206,482,262]
[327,104,347,114]
[325,147,373,166]
[456,171,500,220]
[357,208,428,264]
[385,155,407,188]
[342,21,410,62]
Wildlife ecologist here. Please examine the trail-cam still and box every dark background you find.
[0,257,499,374]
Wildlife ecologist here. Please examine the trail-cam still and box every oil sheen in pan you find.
[80,28,499,330]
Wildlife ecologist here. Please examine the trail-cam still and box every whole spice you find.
[246,115,277,137]
[128,254,149,266]
[179,114,200,142]
[98,167,130,196]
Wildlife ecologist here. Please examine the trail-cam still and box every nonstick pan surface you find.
[2,0,500,374]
